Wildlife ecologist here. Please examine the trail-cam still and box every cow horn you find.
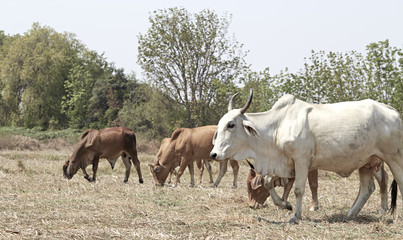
[240,89,253,114]
[246,159,254,169]
[228,93,238,111]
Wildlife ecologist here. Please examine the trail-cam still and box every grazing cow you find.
[247,161,389,213]
[211,89,402,223]
[247,160,318,211]
[149,125,239,188]
[155,138,214,185]
[63,127,143,183]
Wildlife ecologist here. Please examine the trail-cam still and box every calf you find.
[247,161,388,213]
[63,127,143,183]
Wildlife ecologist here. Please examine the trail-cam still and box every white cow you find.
[210,89,403,223]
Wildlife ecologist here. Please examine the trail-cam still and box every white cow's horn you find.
[228,93,238,111]
[240,89,253,114]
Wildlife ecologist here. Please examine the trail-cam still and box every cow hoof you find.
[309,205,319,212]
[210,184,217,188]
[124,179,128,183]
[139,179,144,184]
[189,184,195,188]
[285,202,293,211]
[288,217,299,224]
[232,185,237,189]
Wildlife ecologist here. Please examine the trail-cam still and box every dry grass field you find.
[1,137,403,239]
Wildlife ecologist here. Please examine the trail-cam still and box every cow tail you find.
[130,133,137,149]
[390,179,398,214]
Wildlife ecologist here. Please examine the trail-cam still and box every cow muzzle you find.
[209,152,217,159]
[63,164,75,180]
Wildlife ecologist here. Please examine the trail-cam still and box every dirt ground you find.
[1,149,403,239]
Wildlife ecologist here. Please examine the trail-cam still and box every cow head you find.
[210,89,260,161]
[62,159,71,179]
[246,160,270,208]
[63,156,79,179]
[149,161,170,186]
[63,131,97,179]
[149,138,174,186]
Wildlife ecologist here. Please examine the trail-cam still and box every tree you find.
[0,23,77,128]
[239,68,275,112]
[118,83,186,139]
[364,40,403,106]
[89,68,135,129]
[138,7,247,127]
[61,49,109,129]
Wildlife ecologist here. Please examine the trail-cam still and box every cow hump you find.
[272,94,296,110]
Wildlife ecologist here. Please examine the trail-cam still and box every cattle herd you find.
[63,89,403,224]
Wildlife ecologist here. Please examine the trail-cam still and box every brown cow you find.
[247,160,318,211]
[149,125,239,188]
[247,160,388,213]
[158,137,215,184]
[63,127,143,183]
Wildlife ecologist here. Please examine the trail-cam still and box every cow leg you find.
[373,164,388,213]
[129,150,143,184]
[211,159,228,188]
[289,163,309,224]
[89,155,100,182]
[230,160,239,189]
[122,154,132,183]
[264,175,293,211]
[197,159,204,184]
[174,159,188,187]
[167,168,177,184]
[384,160,403,218]
[308,170,319,211]
[82,167,91,181]
[204,160,214,184]
[346,167,375,220]
[188,162,195,187]
[281,178,295,201]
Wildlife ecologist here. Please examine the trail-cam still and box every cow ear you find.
[243,120,260,138]
[250,175,263,190]
[212,131,217,145]
[249,169,256,177]
[148,164,154,172]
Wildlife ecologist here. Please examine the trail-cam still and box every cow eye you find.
[227,123,235,129]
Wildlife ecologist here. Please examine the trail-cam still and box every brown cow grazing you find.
[156,138,214,184]
[247,160,388,213]
[247,160,317,211]
[149,125,239,188]
[63,127,143,183]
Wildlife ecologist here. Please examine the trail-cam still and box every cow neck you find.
[243,110,289,176]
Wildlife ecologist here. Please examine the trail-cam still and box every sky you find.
[1,0,403,78]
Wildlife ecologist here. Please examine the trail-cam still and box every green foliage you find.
[0,126,80,142]
[0,23,77,128]
[269,43,403,113]
[365,40,403,109]
[279,50,369,104]
[61,49,110,129]
[118,83,187,140]
[239,68,275,112]
[89,68,135,129]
